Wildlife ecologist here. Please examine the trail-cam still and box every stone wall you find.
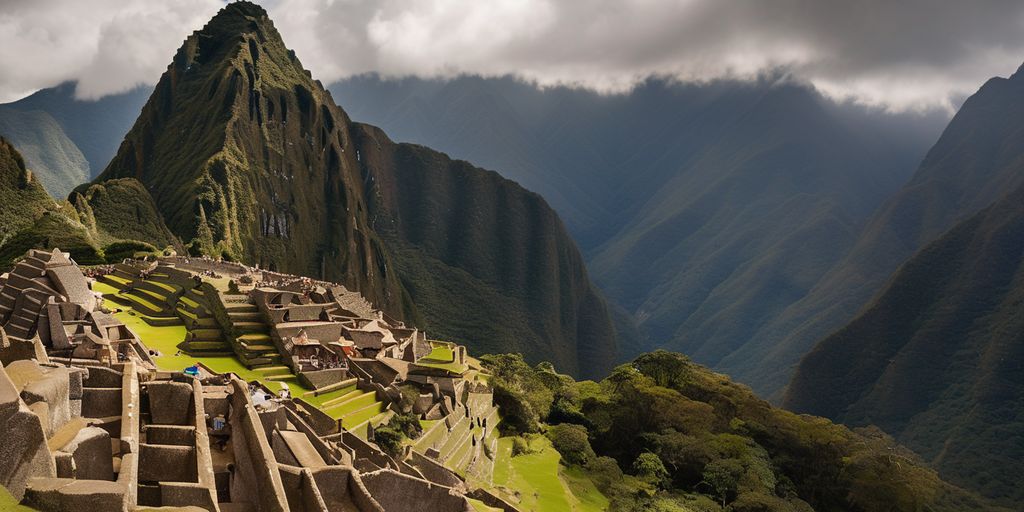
[0,362,55,499]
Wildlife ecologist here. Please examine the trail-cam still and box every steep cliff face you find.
[84,2,619,374]
[355,124,618,377]
[785,185,1024,505]
[91,2,407,314]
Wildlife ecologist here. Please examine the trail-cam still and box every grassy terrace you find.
[417,341,468,373]
[489,435,607,512]
[95,278,389,434]
[93,281,313,397]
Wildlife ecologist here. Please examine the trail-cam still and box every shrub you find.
[547,423,595,466]
[374,426,404,457]
[389,412,423,440]
[511,436,532,457]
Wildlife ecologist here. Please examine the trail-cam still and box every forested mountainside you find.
[785,183,1024,505]
[78,2,617,377]
[0,137,53,237]
[330,75,945,391]
[483,350,1006,512]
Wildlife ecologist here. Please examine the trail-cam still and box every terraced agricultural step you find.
[189,328,223,341]
[112,292,170,317]
[99,274,131,290]
[438,417,472,460]
[241,344,277,353]
[241,355,281,368]
[190,317,220,329]
[320,388,363,408]
[225,303,258,313]
[237,333,272,344]
[185,341,232,351]
[133,287,170,304]
[141,315,185,327]
[340,401,385,429]
[256,365,292,377]
[233,322,269,335]
[145,280,178,294]
[227,311,262,322]
[263,374,294,382]
[324,391,378,417]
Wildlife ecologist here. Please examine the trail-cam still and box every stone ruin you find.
[0,249,518,511]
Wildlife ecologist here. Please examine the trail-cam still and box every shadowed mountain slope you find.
[747,63,1024,397]
[355,125,617,376]
[785,183,1024,505]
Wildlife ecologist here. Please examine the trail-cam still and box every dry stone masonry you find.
[0,249,514,511]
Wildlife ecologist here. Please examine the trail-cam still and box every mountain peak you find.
[219,0,268,20]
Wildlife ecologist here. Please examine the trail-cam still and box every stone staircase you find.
[218,293,280,369]
[176,288,231,356]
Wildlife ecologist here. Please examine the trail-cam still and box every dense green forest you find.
[482,350,1005,512]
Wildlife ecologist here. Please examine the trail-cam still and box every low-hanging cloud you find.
[2,0,1023,111]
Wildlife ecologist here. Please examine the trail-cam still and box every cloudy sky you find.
[1,0,1023,112]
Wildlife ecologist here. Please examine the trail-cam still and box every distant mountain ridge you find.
[0,82,150,176]
[0,107,88,197]
[783,62,1024,506]
[79,1,618,377]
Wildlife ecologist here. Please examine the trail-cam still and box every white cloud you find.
[2,0,1024,111]
[0,0,222,102]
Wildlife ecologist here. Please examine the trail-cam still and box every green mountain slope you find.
[785,184,1024,505]
[84,2,618,376]
[743,63,1024,397]
[0,137,107,267]
[0,106,89,197]
[0,137,53,239]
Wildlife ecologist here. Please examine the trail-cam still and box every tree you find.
[702,458,744,507]
[633,452,670,489]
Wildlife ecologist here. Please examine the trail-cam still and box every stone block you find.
[146,381,194,425]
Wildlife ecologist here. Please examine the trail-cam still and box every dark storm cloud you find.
[2,0,1023,111]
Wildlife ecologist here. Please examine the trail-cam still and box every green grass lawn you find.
[491,435,608,512]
